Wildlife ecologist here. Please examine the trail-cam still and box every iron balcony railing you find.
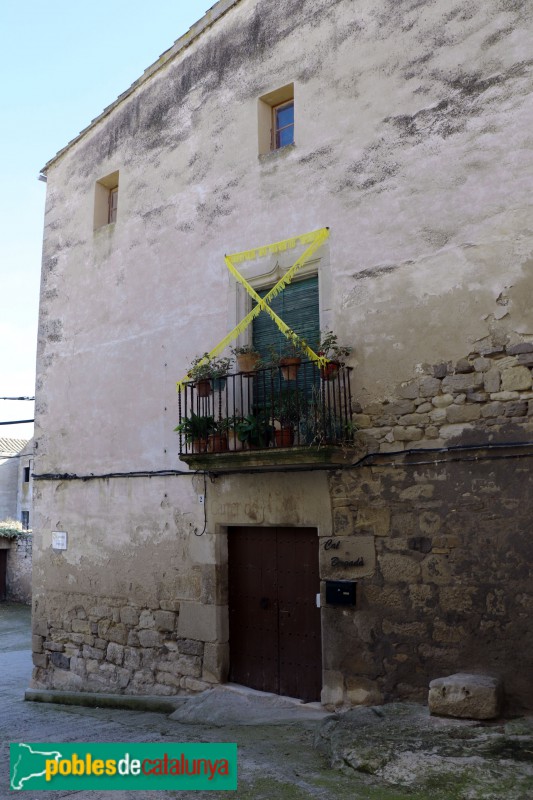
[176,360,353,456]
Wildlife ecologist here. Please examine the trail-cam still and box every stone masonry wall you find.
[6,535,32,604]
[324,332,533,714]
[353,336,533,453]
[31,592,225,695]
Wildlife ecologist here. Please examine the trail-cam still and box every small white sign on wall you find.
[52,531,68,550]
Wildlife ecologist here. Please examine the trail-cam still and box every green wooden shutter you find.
[252,275,319,358]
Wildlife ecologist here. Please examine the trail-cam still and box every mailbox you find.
[325,580,356,606]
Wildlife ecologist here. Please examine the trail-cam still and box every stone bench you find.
[428,673,503,719]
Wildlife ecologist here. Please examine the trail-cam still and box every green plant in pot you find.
[316,330,352,381]
[188,353,232,395]
[208,417,234,453]
[231,344,261,376]
[236,409,274,450]
[265,336,307,381]
[174,413,215,452]
[272,391,301,447]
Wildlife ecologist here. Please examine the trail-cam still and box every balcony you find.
[176,360,358,473]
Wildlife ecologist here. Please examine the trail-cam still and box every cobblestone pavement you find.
[2,603,533,800]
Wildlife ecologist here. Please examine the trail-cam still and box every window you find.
[21,511,29,530]
[273,101,294,149]
[23,466,30,483]
[94,170,119,229]
[258,83,294,155]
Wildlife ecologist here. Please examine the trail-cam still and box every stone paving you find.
[2,603,533,799]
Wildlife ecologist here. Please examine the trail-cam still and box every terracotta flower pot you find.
[191,438,208,453]
[280,357,301,381]
[195,378,212,397]
[237,352,260,375]
[320,360,340,381]
[208,433,228,453]
[275,427,295,448]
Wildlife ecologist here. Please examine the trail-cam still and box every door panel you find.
[0,550,7,601]
[228,526,321,702]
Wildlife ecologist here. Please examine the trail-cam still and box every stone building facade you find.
[33,0,533,712]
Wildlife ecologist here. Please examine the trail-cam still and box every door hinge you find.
[316,593,321,608]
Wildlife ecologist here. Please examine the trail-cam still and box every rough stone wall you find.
[32,593,217,695]
[6,535,32,604]
[354,332,533,452]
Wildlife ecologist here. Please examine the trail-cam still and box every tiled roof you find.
[0,438,29,455]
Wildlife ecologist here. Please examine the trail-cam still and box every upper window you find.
[94,170,119,229]
[258,83,294,155]
[23,466,30,483]
[273,101,294,149]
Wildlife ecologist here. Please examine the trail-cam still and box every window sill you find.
[258,142,296,163]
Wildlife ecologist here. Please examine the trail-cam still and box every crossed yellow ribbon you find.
[177,227,329,390]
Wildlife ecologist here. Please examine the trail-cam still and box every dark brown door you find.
[0,550,7,601]
[228,526,322,702]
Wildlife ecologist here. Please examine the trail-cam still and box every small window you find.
[109,186,119,224]
[258,83,294,155]
[273,101,294,149]
[23,466,30,483]
[21,511,30,531]
[94,170,119,229]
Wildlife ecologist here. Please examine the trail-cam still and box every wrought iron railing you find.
[176,361,353,456]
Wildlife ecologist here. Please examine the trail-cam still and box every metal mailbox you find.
[325,580,356,606]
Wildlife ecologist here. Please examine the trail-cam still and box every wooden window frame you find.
[272,100,294,150]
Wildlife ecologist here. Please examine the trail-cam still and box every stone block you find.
[107,624,128,645]
[418,377,442,397]
[473,357,492,372]
[442,373,482,393]
[517,354,533,367]
[386,399,416,416]
[182,677,211,692]
[178,638,205,656]
[398,381,419,399]
[433,363,448,379]
[379,554,421,583]
[399,413,429,425]
[505,401,527,417]
[32,653,48,668]
[43,640,64,652]
[345,676,383,706]
[33,619,48,637]
[428,673,503,720]
[393,426,423,442]
[139,610,156,629]
[107,642,125,665]
[490,391,519,401]
[507,343,533,355]
[429,408,447,424]
[483,368,501,393]
[416,402,432,413]
[138,629,163,648]
[481,402,504,418]
[445,404,481,424]
[120,606,140,626]
[90,606,112,621]
[202,642,230,682]
[455,359,474,373]
[178,603,228,643]
[32,635,44,653]
[355,507,390,537]
[50,652,70,670]
[82,645,105,660]
[439,423,474,440]
[71,619,91,634]
[501,366,532,392]
[321,670,344,707]
[466,391,487,403]
[352,414,372,428]
[154,610,177,632]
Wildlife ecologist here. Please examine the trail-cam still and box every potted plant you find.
[232,344,261,376]
[188,353,232,395]
[236,410,274,450]
[174,413,215,452]
[272,391,300,447]
[316,330,352,381]
[208,417,233,453]
[265,337,307,381]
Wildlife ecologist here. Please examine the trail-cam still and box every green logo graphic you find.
[10,742,237,791]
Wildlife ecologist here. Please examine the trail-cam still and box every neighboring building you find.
[33,0,533,711]
[0,438,33,603]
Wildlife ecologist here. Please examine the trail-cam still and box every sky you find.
[0,0,210,439]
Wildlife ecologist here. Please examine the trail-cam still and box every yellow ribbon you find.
[177,228,329,390]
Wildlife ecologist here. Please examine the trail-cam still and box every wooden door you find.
[228,526,322,702]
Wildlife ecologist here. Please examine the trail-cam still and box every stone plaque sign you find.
[319,536,375,579]
[52,530,68,550]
